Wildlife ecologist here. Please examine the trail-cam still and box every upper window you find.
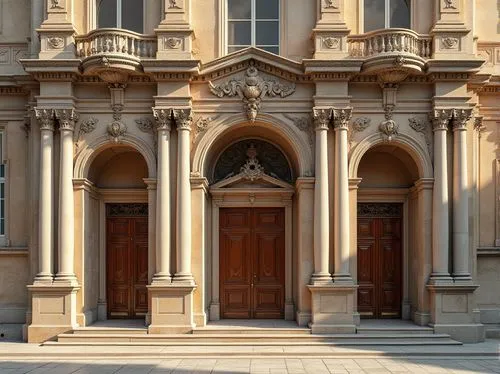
[97,0,144,33]
[227,0,280,55]
[364,0,411,32]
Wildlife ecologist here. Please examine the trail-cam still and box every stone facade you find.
[0,0,498,344]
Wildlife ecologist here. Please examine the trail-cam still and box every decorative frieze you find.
[358,203,402,217]
[209,64,296,122]
[107,203,148,217]
[34,108,55,131]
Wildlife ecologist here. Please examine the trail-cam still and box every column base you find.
[53,274,79,287]
[285,300,295,321]
[309,273,333,285]
[209,301,220,321]
[427,283,485,343]
[173,273,195,285]
[307,284,358,334]
[26,284,80,343]
[296,311,311,327]
[413,311,431,326]
[428,274,454,285]
[147,284,196,334]
[151,273,172,284]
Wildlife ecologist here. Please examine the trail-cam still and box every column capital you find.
[431,109,453,131]
[332,107,353,131]
[452,108,473,131]
[152,108,173,132]
[173,108,193,131]
[55,109,79,132]
[312,107,332,131]
[34,108,55,131]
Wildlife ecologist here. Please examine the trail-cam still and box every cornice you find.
[142,59,200,81]
[0,86,28,96]
[426,59,485,74]
[20,59,81,81]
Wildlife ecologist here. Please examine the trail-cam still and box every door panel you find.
[220,207,285,319]
[357,204,402,319]
[107,209,148,319]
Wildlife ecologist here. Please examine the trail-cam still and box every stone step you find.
[55,333,459,345]
[356,326,435,335]
[192,328,311,335]
[72,327,148,335]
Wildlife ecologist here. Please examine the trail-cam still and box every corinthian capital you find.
[34,108,55,131]
[55,109,79,132]
[431,109,453,131]
[312,108,332,131]
[152,108,173,131]
[333,108,353,130]
[173,108,193,131]
[451,108,473,131]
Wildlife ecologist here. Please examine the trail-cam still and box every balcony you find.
[347,29,432,82]
[75,28,157,83]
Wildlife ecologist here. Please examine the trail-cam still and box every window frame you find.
[225,0,281,55]
[96,0,146,33]
[0,126,8,246]
[360,0,413,33]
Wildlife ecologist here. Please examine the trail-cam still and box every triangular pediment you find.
[211,172,294,190]
[197,47,305,82]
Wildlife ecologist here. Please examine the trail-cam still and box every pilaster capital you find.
[55,109,79,132]
[333,107,353,130]
[451,108,473,131]
[431,109,453,131]
[312,108,332,131]
[152,108,173,132]
[173,108,193,131]
[34,108,55,131]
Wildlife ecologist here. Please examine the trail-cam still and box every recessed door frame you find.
[209,188,295,321]
[97,188,150,321]
[357,188,410,320]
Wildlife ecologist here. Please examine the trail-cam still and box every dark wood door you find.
[357,203,402,319]
[107,211,148,319]
[220,208,285,319]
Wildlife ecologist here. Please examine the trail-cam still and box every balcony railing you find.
[75,28,157,59]
[347,29,432,59]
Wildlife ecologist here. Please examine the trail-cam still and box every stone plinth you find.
[308,284,358,334]
[148,284,196,334]
[427,284,485,343]
[27,284,80,343]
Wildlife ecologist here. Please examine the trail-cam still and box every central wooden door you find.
[106,204,148,319]
[220,207,285,319]
[357,203,402,319]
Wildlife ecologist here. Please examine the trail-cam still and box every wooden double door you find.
[357,203,403,319]
[220,208,285,319]
[106,204,148,319]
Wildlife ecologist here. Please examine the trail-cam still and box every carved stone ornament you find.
[379,105,398,141]
[431,109,453,131]
[313,108,332,130]
[348,117,371,146]
[451,108,473,131]
[192,115,218,144]
[358,203,402,217]
[209,63,296,122]
[34,108,55,131]
[75,117,98,148]
[323,37,340,49]
[283,114,314,147]
[135,117,154,133]
[168,0,181,8]
[324,0,339,8]
[240,144,265,181]
[474,116,485,134]
[333,108,353,130]
[107,121,127,143]
[409,117,432,157]
[443,0,456,9]
[50,0,63,9]
[165,37,182,49]
[47,37,64,49]
[152,108,173,131]
[442,37,459,49]
[173,108,193,131]
[107,203,148,217]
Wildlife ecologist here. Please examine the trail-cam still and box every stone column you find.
[430,109,453,283]
[173,108,195,284]
[332,108,353,283]
[152,108,173,283]
[33,108,55,283]
[452,108,473,282]
[54,109,78,284]
[310,108,333,285]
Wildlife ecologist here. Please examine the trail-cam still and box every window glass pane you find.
[228,21,251,45]
[122,0,143,33]
[97,0,117,28]
[256,21,279,45]
[0,165,4,179]
[228,46,246,53]
[390,0,410,28]
[258,46,279,54]
[256,0,279,19]
[228,0,251,19]
[364,0,385,31]
[1,219,4,236]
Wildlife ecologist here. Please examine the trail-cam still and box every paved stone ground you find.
[0,357,500,373]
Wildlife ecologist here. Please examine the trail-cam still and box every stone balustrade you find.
[75,28,157,59]
[348,28,432,59]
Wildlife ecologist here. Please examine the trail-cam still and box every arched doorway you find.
[356,144,420,320]
[77,144,153,323]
